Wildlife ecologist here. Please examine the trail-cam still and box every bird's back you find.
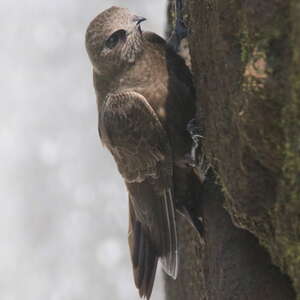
[120,31,196,159]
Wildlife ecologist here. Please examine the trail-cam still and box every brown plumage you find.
[85,6,196,299]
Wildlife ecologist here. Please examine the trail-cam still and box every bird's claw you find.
[186,119,210,183]
[193,154,210,183]
[167,0,188,52]
[187,118,201,136]
[187,118,202,166]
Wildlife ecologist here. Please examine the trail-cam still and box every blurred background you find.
[0,0,166,299]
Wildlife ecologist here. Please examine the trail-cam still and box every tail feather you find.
[127,181,178,298]
[138,235,158,299]
[160,188,178,279]
[129,201,158,299]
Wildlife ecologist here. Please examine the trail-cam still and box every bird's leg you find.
[186,118,210,183]
[174,0,188,40]
[167,0,188,52]
[186,118,202,166]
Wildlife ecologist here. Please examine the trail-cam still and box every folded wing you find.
[100,91,178,298]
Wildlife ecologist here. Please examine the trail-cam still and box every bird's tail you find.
[128,199,158,300]
[127,182,178,299]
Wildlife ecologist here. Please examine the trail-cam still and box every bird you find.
[85,6,199,299]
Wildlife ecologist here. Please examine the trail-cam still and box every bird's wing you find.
[100,91,172,184]
[100,91,178,289]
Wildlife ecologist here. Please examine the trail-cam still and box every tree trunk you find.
[165,0,300,299]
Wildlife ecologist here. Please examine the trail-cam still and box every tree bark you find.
[165,0,300,299]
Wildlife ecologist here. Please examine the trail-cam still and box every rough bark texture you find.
[164,0,300,299]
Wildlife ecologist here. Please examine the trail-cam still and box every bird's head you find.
[85,6,146,75]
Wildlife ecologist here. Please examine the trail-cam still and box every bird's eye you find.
[105,30,126,49]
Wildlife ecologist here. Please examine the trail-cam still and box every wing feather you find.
[100,91,178,297]
[100,91,171,183]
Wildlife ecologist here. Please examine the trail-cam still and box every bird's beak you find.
[133,15,146,26]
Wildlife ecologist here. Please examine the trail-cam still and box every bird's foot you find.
[193,154,210,183]
[186,118,210,183]
[167,0,188,52]
[187,118,203,166]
